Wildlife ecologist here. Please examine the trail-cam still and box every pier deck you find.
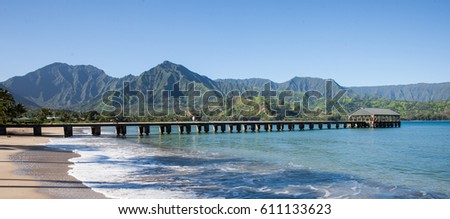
[0,121,401,137]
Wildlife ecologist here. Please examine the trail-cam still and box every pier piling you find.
[138,126,144,136]
[228,124,234,133]
[178,125,184,134]
[115,126,120,136]
[299,123,305,130]
[64,126,73,137]
[288,124,294,131]
[144,126,150,135]
[1,120,402,138]
[0,127,6,135]
[91,126,101,136]
[33,126,42,136]
[276,124,282,131]
[121,126,127,136]
[115,125,127,136]
[159,125,165,135]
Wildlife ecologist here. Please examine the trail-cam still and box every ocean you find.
[47,121,450,199]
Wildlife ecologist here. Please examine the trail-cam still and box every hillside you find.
[1,61,449,110]
[1,63,120,108]
[350,83,450,101]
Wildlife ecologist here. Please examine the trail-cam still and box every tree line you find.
[1,88,449,124]
[0,88,26,123]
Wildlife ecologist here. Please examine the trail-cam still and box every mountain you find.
[215,77,344,95]
[278,77,344,93]
[0,61,223,109]
[350,83,450,101]
[1,63,119,108]
[135,61,219,92]
[215,78,274,93]
[1,61,449,110]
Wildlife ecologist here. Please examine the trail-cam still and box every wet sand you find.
[0,127,106,198]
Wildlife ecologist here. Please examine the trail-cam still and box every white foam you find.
[47,137,195,199]
[322,189,331,198]
[258,187,271,192]
[45,136,403,199]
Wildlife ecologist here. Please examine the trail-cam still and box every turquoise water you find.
[49,121,450,198]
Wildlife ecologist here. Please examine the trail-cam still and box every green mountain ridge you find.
[349,83,450,102]
[1,63,120,108]
[1,61,449,110]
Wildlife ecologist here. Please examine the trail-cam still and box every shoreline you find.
[0,128,106,199]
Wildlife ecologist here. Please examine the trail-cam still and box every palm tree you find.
[0,88,27,123]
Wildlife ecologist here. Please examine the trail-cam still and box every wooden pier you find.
[0,120,401,137]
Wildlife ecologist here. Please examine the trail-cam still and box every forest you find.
[4,91,448,124]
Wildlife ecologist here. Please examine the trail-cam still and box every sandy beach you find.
[0,127,105,199]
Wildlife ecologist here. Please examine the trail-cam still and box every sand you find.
[0,127,106,199]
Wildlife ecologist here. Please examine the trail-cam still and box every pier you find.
[0,120,401,137]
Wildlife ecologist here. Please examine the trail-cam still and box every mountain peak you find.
[162,60,176,65]
[149,61,183,72]
[39,62,70,70]
[158,60,179,68]
[38,62,97,73]
[48,62,69,66]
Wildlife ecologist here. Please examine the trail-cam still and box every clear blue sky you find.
[1,0,449,86]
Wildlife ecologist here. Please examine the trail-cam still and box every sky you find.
[0,0,449,86]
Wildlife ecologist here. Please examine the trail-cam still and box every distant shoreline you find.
[401,120,450,122]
